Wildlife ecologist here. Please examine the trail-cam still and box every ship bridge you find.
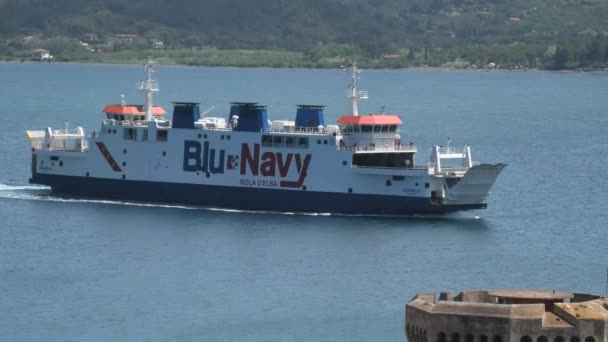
[336,114,417,169]
[336,114,416,152]
[102,104,166,124]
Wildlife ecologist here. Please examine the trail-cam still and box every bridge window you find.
[361,125,373,132]
[389,125,397,132]
[374,125,382,132]
[286,137,295,147]
[261,135,272,147]
[273,136,283,145]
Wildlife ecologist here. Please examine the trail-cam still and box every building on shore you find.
[31,49,53,62]
[406,290,608,342]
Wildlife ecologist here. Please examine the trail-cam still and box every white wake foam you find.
[0,183,335,216]
[0,183,49,191]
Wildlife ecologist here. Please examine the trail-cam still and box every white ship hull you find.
[26,62,506,215]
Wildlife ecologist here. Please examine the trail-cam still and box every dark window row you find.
[261,135,308,148]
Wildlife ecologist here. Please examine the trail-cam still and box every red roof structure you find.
[336,114,402,125]
[102,105,166,116]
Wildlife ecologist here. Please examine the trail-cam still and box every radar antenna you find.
[137,58,159,122]
[344,63,368,116]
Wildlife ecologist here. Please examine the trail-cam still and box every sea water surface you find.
[0,63,607,341]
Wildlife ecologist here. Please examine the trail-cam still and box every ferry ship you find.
[26,61,506,215]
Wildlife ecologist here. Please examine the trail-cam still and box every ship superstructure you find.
[26,61,506,215]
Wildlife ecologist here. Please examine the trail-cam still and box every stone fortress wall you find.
[406,290,608,342]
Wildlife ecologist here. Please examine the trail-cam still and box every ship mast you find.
[345,63,368,116]
[138,58,159,122]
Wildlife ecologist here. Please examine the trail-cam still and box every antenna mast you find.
[138,58,159,122]
[345,63,368,116]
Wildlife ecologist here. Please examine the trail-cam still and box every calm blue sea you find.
[1,63,607,342]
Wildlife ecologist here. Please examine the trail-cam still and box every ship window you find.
[59,161,63,167]
[382,125,389,132]
[261,135,272,147]
[342,161,347,166]
[425,183,429,188]
[227,135,231,140]
[86,172,90,177]
[273,136,283,145]
[50,156,59,161]
[162,151,166,156]
[385,180,391,186]
[122,175,126,179]
[348,188,353,193]
[374,125,382,132]
[361,125,373,132]
[119,115,125,121]
[352,152,413,168]
[393,176,405,181]
[317,139,321,144]
[204,134,207,139]
[298,137,309,148]
[142,129,148,141]
[302,186,307,191]
[323,140,328,144]
[113,129,117,134]
[107,128,111,134]
[124,128,137,140]
[122,162,126,167]
[285,137,295,146]
[389,125,397,132]
[123,148,127,154]
[157,130,168,142]
[221,135,225,140]
[198,133,202,138]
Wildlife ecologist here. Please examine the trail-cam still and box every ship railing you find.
[47,138,88,152]
[265,127,337,135]
[50,128,84,136]
[103,119,150,127]
[338,144,417,152]
[437,146,468,154]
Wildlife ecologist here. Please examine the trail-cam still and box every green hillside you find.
[1,0,608,69]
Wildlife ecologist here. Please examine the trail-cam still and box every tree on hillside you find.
[552,47,569,70]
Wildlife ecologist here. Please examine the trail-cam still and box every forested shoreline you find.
[1,0,608,70]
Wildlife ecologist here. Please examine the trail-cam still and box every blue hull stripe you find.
[30,174,485,215]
